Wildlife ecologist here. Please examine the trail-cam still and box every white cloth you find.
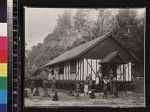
[103,79,109,84]
[84,84,88,93]
[95,77,99,85]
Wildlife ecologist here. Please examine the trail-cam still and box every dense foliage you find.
[25,9,145,79]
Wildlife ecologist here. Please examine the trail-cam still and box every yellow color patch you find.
[0,63,7,77]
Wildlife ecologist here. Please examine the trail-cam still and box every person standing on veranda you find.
[95,66,102,90]
[103,75,109,99]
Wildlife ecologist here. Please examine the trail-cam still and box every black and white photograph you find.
[24,8,145,107]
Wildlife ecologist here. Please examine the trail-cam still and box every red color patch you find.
[0,36,7,63]
[0,49,7,63]
[0,36,7,50]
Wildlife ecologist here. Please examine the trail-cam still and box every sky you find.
[25,8,145,50]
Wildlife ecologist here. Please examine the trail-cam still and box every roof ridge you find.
[45,32,112,66]
[63,32,112,55]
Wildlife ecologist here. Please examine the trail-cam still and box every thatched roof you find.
[100,51,127,64]
[45,32,139,67]
[45,32,111,66]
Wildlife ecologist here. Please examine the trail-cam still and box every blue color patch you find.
[0,90,7,104]
[0,104,7,112]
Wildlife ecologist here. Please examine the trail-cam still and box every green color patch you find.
[0,77,7,90]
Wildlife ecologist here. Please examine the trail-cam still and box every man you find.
[52,77,56,93]
[30,79,34,94]
[103,75,109,98]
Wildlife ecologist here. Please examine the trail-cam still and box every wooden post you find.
[86,59,97,76]
[124,64,126,81]
[67,62,68,80]
[80,59,81,81]
[78,60,79,80]
[123,65,124,81]
[82,59,84,81]
[120,65,121,81]
[128,63,129,81]
[96,59,97,73]
[87,59,88,77]
[91,59,92,76]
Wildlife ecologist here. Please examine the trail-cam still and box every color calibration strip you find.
[0,23,7,112]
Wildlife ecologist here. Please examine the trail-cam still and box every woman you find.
[112,77,119,98]
[103,75,109,99]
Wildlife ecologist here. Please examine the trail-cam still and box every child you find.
[89,89,95,99]
[75,83,80,99]
[69,89,75,96]
[33,87,40,96]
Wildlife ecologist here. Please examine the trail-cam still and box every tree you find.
[74,9,88,32]
[53,11,73,37]
[93,9,117,37]
[113,9,144,56]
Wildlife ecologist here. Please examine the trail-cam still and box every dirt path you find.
[24,88,145,107]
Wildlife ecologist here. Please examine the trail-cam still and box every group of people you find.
[29,77,59,101]
[83,68,119,99]
[28,68,118,100]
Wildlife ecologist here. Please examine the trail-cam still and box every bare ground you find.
[24,88,145,108]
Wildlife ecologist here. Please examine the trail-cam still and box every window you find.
[70,60,77,74]
[59,64,64,74]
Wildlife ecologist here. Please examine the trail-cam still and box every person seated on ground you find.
[24,89,29,97]
[53,91,59,101]
[33,87,40,96]
[103,75,109,99]
[89,89,96,99]
[112,77,119,98]
[43,87,50,97]
[69,89,75,96]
